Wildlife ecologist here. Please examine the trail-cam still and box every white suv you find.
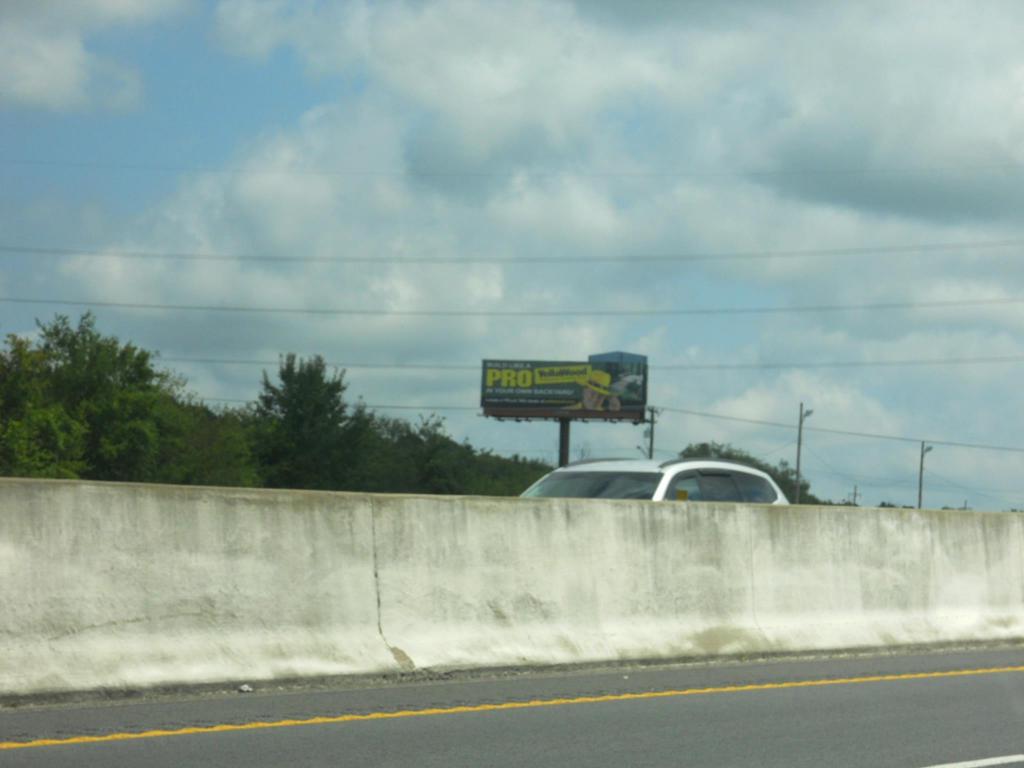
[521,458,789,504]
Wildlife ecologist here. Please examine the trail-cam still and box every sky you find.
[3,0,1024,509]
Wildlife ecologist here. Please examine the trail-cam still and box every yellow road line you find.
[3,664,1024,751]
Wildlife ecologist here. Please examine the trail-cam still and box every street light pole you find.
[795,402,813,504]
[917,441,933,509]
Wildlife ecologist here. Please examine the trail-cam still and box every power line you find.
[201,396,478,412]
[163,357,477,370]
[924,469,1024,499]
[811,459,915,487]
[806,466,917,492]
[2,295,1021,317]
[803,446,916,488]
[758,439,798,458]
[659,355,1024,370]
[3,238,1024,264]
[354,403,478,411]
[5,157,1024,177]
[158,354,1024,371]
[658,405,1024,454]
[660,406,793,430]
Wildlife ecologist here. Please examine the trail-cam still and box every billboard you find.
[481,352,648,421]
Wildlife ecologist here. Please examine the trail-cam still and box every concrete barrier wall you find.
[748,505,1024,648]
[0,480,393,694]
[372,494,761,666]
[2,478,1023,695]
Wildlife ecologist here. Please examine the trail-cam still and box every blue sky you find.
[3,0,1024,509]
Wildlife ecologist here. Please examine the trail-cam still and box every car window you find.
[667,473,701,501]
[733,471,778,503]
[521,471,662,499]
[697,472,742,501]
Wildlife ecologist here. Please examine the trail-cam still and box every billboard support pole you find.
[647,406,659,459]
[558,418,571,467]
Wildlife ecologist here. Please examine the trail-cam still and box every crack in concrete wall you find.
[369,497,414,672]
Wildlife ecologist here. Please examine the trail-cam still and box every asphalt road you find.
[3,647,1024,767]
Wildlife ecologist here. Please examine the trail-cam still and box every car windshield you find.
[522,472,662,500]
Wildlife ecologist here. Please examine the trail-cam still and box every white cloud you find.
[0,27,91,110]
[212,0,1024,232]
[710,371,904,436]
[216,0,679,152]
[0,0,187,110]
[489,175,626,247]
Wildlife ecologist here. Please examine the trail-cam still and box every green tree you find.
[36,314,176,481]
[678,441,827,504]
[347,414,421,493]
[0,334,85,477]
[350,414,550,496]
[405,416,469,494]
[253,354,364,490]
[460,448,551,496]
[154,398,260,487]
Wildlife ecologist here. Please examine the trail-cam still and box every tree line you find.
[0,314,550,495]
[1,314,829,501]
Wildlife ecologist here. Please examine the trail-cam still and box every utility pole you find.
[917,441,932,509]
[795,402,813,504]
[849,485,859,505]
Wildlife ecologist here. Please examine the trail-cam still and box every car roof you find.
[559,457,775,478]
[559,458,666,473]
